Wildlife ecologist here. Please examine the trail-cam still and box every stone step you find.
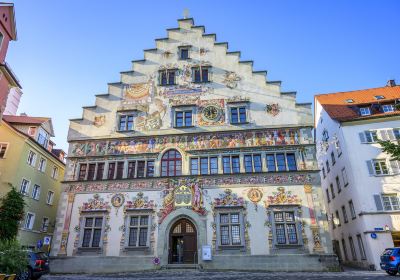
[163,264,200,270]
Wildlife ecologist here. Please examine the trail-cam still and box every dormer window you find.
[359,107,371,116]
[179,46,190,60]
[382,104,395,113]
[159,69,176,86]
[37,128,49,148]
[193,66,210,83]
[345,99,354,103]
[374,95,385,100]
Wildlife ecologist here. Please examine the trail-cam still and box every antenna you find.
[183,8,190,19]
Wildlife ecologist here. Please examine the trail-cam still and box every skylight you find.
[345,99,354,103]
[374,95,385,100]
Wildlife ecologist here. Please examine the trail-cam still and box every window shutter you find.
[387,129,396,141]
[379,130,389,141]
[390,160,400,175]
[359,132,366,143]
[366,160,375,175]
[373,195,383,211]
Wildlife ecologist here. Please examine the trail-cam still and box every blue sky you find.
[8,0,400,151]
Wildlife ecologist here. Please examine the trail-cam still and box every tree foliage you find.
[0,239,27,274]
[0,187,25,240]
[379,140,400,161]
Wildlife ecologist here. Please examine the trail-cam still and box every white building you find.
[315,81,400,270]
[50,17,337,273]
[4,87,22,115]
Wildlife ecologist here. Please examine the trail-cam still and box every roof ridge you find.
[316,85,400,97]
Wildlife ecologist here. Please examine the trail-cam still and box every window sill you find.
[217,245,245,250]
[192,81,211,84]
[124,246,150,251]
[174,125,195,129]
[230,122,249,125]
[274,244,302,248]
[77,247,102,252]
[117,129,135,133]
[159,84,178,87]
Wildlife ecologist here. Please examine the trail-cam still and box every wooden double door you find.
[169,218,197,264]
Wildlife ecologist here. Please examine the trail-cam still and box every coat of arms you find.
[265,103,281,116]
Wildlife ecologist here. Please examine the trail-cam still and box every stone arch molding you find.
[157,207,207,265]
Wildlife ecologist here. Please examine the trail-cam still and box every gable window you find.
[24,212,35,230]
[81,217,104,248]
[331,152,336,165]
[46,191,55,205]
[223,155,240,174]
[51,166,59,179]
[0,143,8,158]
[28,126,37,137]
[159,69,176,86]
[272,210,300,245]
[244,154,262,173]
[342,205,348,223]
[127,215,150,247]
[41,217,49,232]
[175,110,193,127]
[359,107,371,116]
[179,47,190,60]
[161,150,182,177]
[37,129,49,148]
[230,107,247,124]
[375,95,385,100]
[20,179,30,196]
[38,157,47,172]
[191,157,218,175]
[336,176,342,193]
[192,66,210,83]
[382,104,394,113]
[27,151,37,166]
[349,200,356,219]
[31,184,41,200]
[218,212,243,246]
[78,164,87,180]
[119,115,134,131]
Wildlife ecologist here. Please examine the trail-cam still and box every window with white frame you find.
[357,234,367,260]
[335,210,341,227]
[335,140,342,156]
[31,184,41,200]
[372,159,389,175]
[38,157,46,172]
[341,238,349,261]
[223,155,240,174]
[81,216,104,248]
[390,160,400,174]
[266,153,297,172]
[342,167,349,186]
[51,166,59,179]
[331,152,336,165]
[218,212,244,246]
[190,156,218,175]
[382,104,395,113]
[0,143,8,158]
[342,205,348,223]
[20,179,30,196]
[394,128,400,140]
[118,114,134,131]
[244,154,262,173]
[326,160,330,173]
[37,128,49,148]
[159,69,177,86]
[127,160,155,179]
[321,167,326,178]
[349,200,356,219]
[359,107,371,116]
[272,210,300,245]
[24,212,35,230]
[46,191,55,205]
[174,110,193,127]
[230,106,247,124]
[27,151,37,166]
[126,214,150,247]
[382,195,400,211]
[179,46,190,60]
[41,217,49,232]
[336,176,342,193]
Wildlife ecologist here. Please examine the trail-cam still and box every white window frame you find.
[173,108,194,128]
[373,159,389,175]
[360,130,378,143]
[359,107,371,116]
[51,166,59,179]
[271,209,302,246]
[27,150,37,167]
[79,215,105,249]
[31,184,41,200]
[342,205,348,223]
[342,167,349,186]
[118,113,135,131]
[125,212,152,248]
[0,142,9,159]
[381,194,400,211]
[24,212,35,230]
[38,157,47,172]
[46,191,55,205]
[229,104,249,124]
[20,178,31,196]
[382,104,394,113]
[349,200,356,219]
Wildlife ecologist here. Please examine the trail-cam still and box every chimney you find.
[20,112,27,116]
[387,79,396,87]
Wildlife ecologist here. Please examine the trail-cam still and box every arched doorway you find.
[168,218,197,264]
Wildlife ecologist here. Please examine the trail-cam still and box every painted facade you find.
[315,82,400,270]
[51,18,336,272]
[0,116,65,250]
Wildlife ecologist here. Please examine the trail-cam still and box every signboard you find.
[371,233,377,239]
[44,236,52,245]
[374,227,384,231]
[202,245,212,261]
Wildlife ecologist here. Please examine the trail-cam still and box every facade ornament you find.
[226,96,250,103]
[223,71,241,89]
[199,47,208,56]
[264,187,301,207]
[93,115,106,127]
[79,194,110,212]
[265,103,281,116]
[125,192,155,210]
[111,193,125,215]
[213,189,245,207]
[197,99,225,126]
[162,51,173,58]
[246,187,263,211]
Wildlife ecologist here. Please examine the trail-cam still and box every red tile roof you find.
[2,115,50,125]
[315,85,400,122]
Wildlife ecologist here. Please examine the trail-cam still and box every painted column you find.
[304,184,324,252]
[58,192,75,256]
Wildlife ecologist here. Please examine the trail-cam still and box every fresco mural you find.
[70,128,304,157]
[223,71,241,89]
[123,81,152,104]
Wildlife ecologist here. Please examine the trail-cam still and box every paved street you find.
[43,270,389,280]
